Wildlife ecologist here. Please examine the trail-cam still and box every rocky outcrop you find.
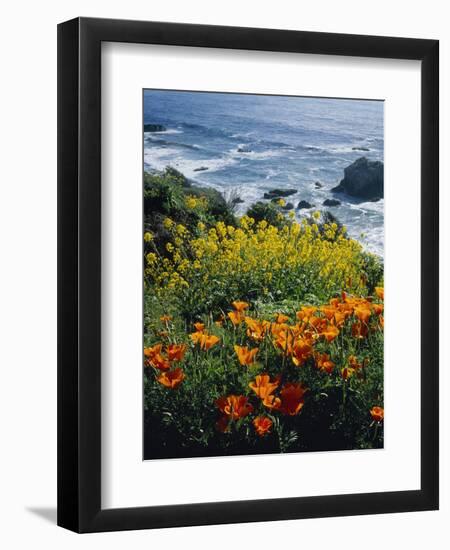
[237,145,252,153]
[332,157,383,200]
[263,188,297,199]
[297,200,314,209]
[193,166,209,172]
[144,123,166,132]
[323,199,341,207]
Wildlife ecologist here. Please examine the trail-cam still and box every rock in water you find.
[332,157,383,200]
[297,200,314,209]
[193,166,209,172]
[237,145,253,153]
[352,146,370,152]
[263,188,297,199]
[323,198,341,207]
[314,181,323,189]
[144,123,166,132]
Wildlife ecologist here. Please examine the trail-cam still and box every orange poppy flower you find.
[315,352,335,374]
[275,313,290,324]
[253,416,273,437]
[157,367,185,389]
[150,353,171,371]
[320,324,339,342]
[245,317,269,341]
[296,306,317,322]
[279,383,308,416]
[375,287,384,301]
[160,314,172,323]
[144,343,163,359]
[262,394,282,410]
[291,338,313,367]
[234,345,259,365]
[275,329,295,355]
[193,322,205,332]
[370,406,384,422]
[354,306,371,323]
[190,331,220,350]
[379,315,384,329]
[372,303,384,316]
[341,366,356,380]
[351,321,368,339]
[166,343,187,362]
[320,305,337,320]
[228,310,245,326]
[249,374,279,400]
[329,297,341,308]
[232,300,249,312]
[348,355,364,370]
[215,395,253,420]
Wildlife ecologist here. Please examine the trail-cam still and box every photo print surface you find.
[142,90,384,460]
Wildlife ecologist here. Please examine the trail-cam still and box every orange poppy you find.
[279,383,308,416]
[320,305,337,320]
[375,287,384,301]
[160,314,172,323]
[354,306,371,323]
[341,366,355,380]
[262,394,282,411]
[157,367,185,389]
[232,300,250,312]
[190,331,220,350]
[228,310,245,325]
[166,343,187,362]
[201,333,220,351]
[245,317,269,341]
[193,322,205,332]
[372,303,384,316]
[275,313,290,324]
[215,395,253,420]
[379,315,384,329]
[315,352,335,374]
[144,343,163,359]
[291,338,313,367]
[320,324,339,342]
[253,416,273,437]
[348,355,364,370]
[296,306,317,322]
[351,321,368,339]
[370,406,384,422]
[249,374,279,400]
[150,353,171,371]
[275,329,295,355]
[234,345,259,365]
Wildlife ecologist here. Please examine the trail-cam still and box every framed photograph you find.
[57,17,439,532]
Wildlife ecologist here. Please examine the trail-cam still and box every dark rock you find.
[314,181,323,189]
[332,157,384,200]
[352,146,370,152]
[193,166,209,172]
[237,145,252,153]
[282,202,294,210]
[144,123,166,132]
[231,197,244,205]
[323,199,341,207]
[297,200,314,209]
[263,188,297,199]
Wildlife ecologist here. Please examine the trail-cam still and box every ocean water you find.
[143,90,384,256]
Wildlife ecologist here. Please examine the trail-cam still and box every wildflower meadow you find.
[143,167,384,459]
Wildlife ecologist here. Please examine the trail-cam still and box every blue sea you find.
[143,90,384,256]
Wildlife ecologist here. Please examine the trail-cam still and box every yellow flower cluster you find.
[146,215,369,298]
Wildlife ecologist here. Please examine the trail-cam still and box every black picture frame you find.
[57,16,439,533]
